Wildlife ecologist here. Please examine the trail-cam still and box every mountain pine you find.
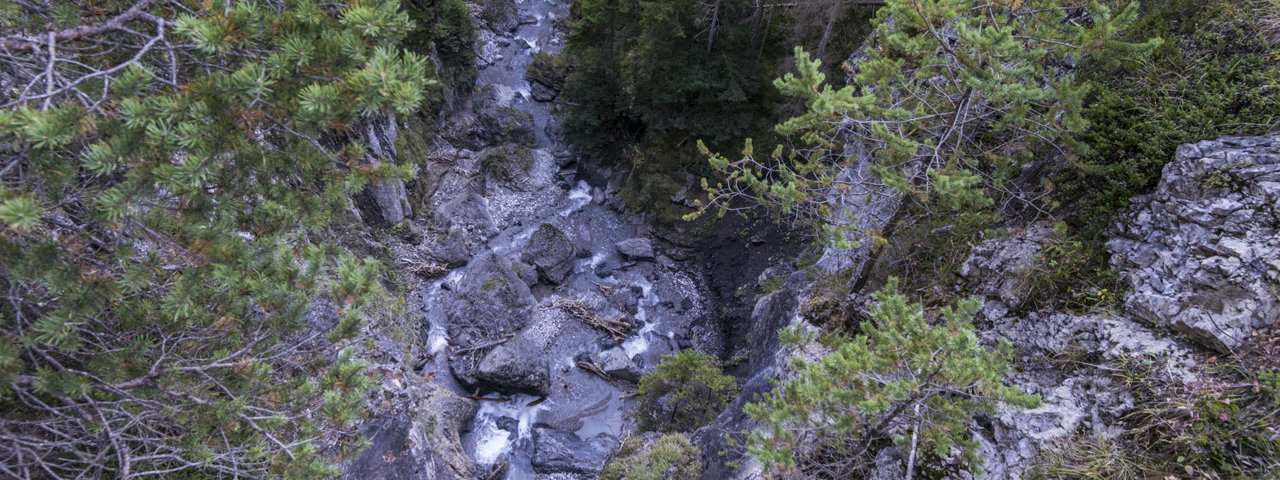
[0,0,432,477]
[746,279,1039,478]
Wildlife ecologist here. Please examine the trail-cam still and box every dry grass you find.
[1256,0,1280,48]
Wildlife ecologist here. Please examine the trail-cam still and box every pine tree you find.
[746,279,1039,478]
[692,0,1158,250]
[0,0,431,477]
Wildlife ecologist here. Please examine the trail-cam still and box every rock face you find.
[1108,136,1280,353]
[531,428,619,475]
[959,223,1054,321]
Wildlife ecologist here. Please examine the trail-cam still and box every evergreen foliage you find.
[693,0,1156,247]
[747,279,1039,478]
[1039,0,1280,310]
[561,0,781,161]
[0,0,433,477]
[635,351,735,433]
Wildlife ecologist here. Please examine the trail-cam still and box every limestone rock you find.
[1108,136,1280,352]
[477,338,550,395]
[959,223,1054,321]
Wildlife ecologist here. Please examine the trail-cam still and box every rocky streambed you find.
[397,0,723,477]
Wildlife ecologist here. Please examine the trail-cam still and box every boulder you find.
[481,0,518,32]
[531,428,619,475]
[521,223,576,284]
[477,338,550,395]
[434,193,497,240]
[596,346,642,382]
[615,238,656,261]
[479,106,536,148]
[1108,136,1280,352]
[530,81,557,102]
[437,253,538,387]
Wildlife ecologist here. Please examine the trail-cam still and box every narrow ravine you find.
[414,0,720,477]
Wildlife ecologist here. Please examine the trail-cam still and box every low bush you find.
[601,434,703,480]
[635,351,736,432]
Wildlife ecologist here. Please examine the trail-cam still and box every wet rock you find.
[418,387,479,479]
[521,224,576,284]
[530,81,558,102]
[531,428,619,476]
[596,347,642,382]
[481,0,518,32]
[438,253,538,388]
[478,338,551,395]
[1108,135,1280,352]
[615,238,655,261]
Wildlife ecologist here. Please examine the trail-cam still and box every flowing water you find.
[414,0,716,477]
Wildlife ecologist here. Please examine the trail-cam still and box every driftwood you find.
[553,298,632,341]
[451,334,515,355]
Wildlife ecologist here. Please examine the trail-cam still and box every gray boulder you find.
[521,224,576,284]
[615,238,655,261]
[438,253,537,388]
[596,346,642,382]
[1108,136,1280,352]
[477,337,550,395]
[480,106,536,148]
[481,0,518,32]
[530,81,557,102]
[531,428,619,476]
[434,193,497,240]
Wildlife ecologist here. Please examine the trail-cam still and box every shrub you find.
[601,434,703,480]
[635,351,736,432]
[747,279,1039,478]
[1046,0,1280,309]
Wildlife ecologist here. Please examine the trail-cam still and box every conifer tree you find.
[0,0,431,477]
[693,0,1157,251]
[746,279,1039,478]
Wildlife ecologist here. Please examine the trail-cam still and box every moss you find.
[760,275,785,295]
[526,52,567,90]
[480,146,534,181]
[601,434,703,480]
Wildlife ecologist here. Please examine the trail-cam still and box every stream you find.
[414,0,718,477]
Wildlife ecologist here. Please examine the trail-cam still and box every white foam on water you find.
[428,334,449,354]
[559,181,593,217]
[470,394,547,466]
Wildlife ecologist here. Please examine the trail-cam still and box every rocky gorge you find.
[339,2,1280,479]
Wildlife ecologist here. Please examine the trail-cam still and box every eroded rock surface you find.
[1108,136,1280,352]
